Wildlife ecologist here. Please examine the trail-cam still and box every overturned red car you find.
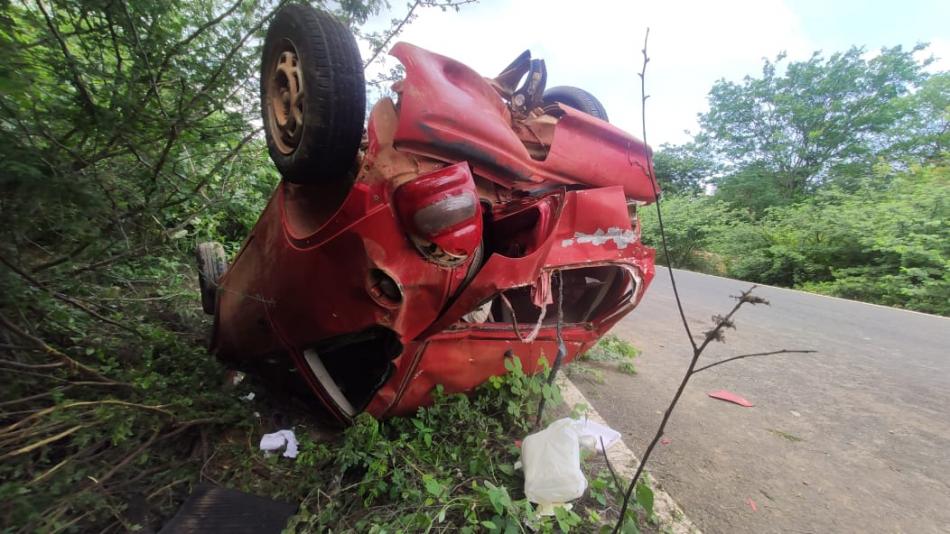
[197,4,658,424]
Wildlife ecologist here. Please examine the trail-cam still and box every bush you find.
[639,194,742,273]
[278,357,652,533]
[713,160,949,314]
[643,159,949,315]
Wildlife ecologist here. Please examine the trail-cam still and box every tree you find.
[641,43,948,315]
[0,1,477,530]
[712,162,793,216]
[699,45,933,201]
[651,143,715,196]
[886,71,950,163]
[638,195,740,271]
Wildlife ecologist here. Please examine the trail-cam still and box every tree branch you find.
[691,348,816,374]
[0,313,118,385]
[0,254,143,338]
[35,0,98,118]
[611,30,817,533]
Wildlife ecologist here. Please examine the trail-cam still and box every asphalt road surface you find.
[574,269,950,534]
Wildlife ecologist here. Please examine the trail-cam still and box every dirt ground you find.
[574,270,950,534]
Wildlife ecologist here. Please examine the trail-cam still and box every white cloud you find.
[363,0,813,146]
[921,37,950,73]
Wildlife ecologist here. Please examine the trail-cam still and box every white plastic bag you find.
[521,418,587,507]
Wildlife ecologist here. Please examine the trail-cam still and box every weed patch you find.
[258,357,656,532]
[767,428,804,442]
[577,334,641,376]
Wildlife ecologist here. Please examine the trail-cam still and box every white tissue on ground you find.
[259,429,299,459]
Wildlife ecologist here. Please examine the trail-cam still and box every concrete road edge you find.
[558,375,702,534]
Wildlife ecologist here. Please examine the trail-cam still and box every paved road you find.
[574,269,950,534]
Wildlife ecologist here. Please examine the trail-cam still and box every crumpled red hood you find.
[390,42,660,202]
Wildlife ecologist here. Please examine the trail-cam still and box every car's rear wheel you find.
[196,242,228,315]
[542,86,609,122]
[261,3,365,185]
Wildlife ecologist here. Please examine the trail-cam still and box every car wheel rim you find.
[268,41,305,155]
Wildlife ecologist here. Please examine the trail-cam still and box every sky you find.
[362,0,949,147]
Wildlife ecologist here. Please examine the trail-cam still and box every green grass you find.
[767,428,804,442]
[579,334,640,376]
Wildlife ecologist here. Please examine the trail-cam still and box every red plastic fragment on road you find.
[660,437,671,445]
[707,390,754,407]
[747,498,757,512]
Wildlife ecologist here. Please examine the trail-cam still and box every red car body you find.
[212,43,658,424]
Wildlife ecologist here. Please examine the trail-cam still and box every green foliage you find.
[789,162,949,314]
[574,335,640,378]
[652,42,949,316]
[280,357,646,533]
[635,482,655,520]
[0,292,250,530]
[883,71,950,163]
[639,195,745,271]
[667,159,949,315]
[712,163,797,217]
[618,361,637,376]
[652,143,716,195]
[0,0,486,531]
[699,45,933,199]
[0,1,294,525]
[583,334,639,362]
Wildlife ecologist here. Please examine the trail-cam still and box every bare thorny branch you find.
[362,0,478,69]
[609,30,815,533]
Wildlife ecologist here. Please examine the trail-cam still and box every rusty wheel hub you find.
[268,44,305,154]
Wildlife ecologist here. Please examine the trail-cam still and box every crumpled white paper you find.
[569,418,621,452]
[259,429,299,459]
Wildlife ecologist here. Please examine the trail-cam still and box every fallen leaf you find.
[708,390,753,407]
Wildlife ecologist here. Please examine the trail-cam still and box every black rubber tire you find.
[261,4,365,184]
[542,86,609,122]
[196,242,228,315]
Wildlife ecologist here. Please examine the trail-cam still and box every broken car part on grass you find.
[196,3,658,424]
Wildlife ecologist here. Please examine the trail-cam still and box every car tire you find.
[542,86,609,122]
[196,242,228,315]
[260,3,365,184]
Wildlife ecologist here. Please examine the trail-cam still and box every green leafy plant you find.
[275,356,651,533]
[642,41,948,316]
[653,158,949,315]
[578,335,640,376]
